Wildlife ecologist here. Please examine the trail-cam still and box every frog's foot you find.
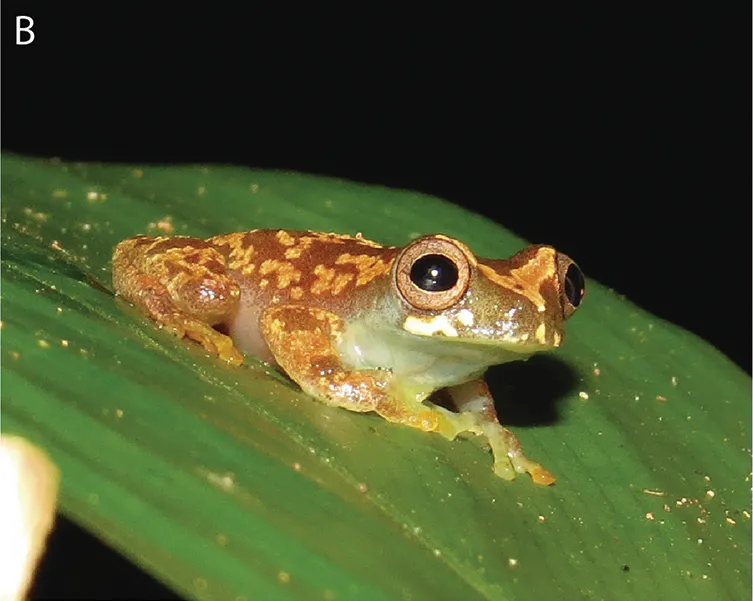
[445,380,555,485]
[481,422,555,485]
[164,317,244,366]
[376,401,557,483]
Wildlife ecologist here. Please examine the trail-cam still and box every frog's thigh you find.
[113,241,243,365]
[447,380,555,485]
[260,306,387,412]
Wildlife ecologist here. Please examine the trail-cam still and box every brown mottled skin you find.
[112,229,585,484]
[112,230,398,362]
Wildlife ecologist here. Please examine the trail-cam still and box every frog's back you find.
[208,229,398,314]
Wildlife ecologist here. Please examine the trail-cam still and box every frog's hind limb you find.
[259,305,484,438]
[112,236,244,365]
[447,380,556,485]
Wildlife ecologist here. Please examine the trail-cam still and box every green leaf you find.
[2,153,750,601]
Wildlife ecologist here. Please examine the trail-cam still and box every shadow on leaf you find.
[487,354,579,427]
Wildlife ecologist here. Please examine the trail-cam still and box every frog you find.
[112,229,585,485]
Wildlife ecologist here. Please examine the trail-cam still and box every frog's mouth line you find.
[394,326,553,357]
[422,332,552,353]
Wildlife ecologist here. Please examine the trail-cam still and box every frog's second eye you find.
[395,236,472,311]
[555,253,585,319]
[564,264,585,308]
[410,254,458,292]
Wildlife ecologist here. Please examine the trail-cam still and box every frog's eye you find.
[556,255,585,318]
[410,254,458,292]
[396,236,471,311]
[564,264,585,308]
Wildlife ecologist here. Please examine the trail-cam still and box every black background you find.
[3,4,749,600]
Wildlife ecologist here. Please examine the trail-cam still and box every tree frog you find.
[112,230,585,485]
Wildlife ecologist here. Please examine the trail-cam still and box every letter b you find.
[16,16,35,45]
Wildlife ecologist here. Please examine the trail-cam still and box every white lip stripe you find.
[456,309,474,326]
[403,315,459,337]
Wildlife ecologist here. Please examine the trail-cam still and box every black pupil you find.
[410,254,458,292]
[564,264,585,307]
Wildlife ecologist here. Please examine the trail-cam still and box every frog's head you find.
[392,234,585,352]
